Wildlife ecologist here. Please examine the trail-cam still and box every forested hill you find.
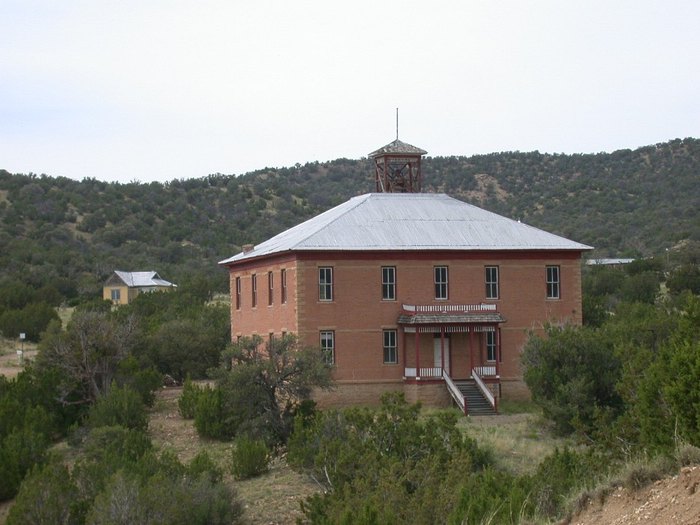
[1,137,698,300]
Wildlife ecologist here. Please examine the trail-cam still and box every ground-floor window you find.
[110,289,120,302]
[486,331,496,362]
[383,329,398,364]
[320,331,335,365]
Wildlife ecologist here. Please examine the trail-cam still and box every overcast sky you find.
[2,1,699,183]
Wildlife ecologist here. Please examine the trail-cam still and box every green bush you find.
[178,377,204,419]
[193,386,228,439]
[88,385,148,432]
[0,427,49,501]
[6,461,78,525]
[230,437,269,480]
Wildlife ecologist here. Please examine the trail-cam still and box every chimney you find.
[242,244,254,254]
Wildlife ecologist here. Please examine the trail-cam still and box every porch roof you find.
[397,312,506,325]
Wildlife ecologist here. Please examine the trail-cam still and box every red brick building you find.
[220,141,591,414]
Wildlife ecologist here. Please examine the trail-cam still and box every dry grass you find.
[457,407,574,476]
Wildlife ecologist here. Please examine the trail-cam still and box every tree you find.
[198,334,333,444]
[521,324,623,436]
[37,310,139,406]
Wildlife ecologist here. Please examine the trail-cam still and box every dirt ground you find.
[569,465,700,525]
[0,344,36,379]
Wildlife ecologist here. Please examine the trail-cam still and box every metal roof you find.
[114,271,176,288]
[368,139,428,158]
[219,193,592,265]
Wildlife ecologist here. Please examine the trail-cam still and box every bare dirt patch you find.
[569,465,700,525]
[0,341,37,379]
[148,387,319,525]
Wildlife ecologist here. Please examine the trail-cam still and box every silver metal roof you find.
[114,271,176,288]
[219,193,592,265]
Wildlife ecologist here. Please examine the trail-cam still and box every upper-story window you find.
[485,266,499,299]
[546,265,560,299]
[251,274,257,307]
[235,277,241,310]
[281,269,287,304]
[434,266,448,300]
[381,266,396,301]
[320,330,335,365]
[319,267,333,301]
[268,271,274,306]
[383,329,398,364]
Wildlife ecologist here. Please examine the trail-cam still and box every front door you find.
[433,336,450,375]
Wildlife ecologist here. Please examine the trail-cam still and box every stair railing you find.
[443,370,468,415]
[472,368,498,413]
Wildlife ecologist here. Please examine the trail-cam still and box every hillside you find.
[1,138,698,301]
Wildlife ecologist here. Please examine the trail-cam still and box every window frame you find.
[381,266,396,301]
[434,266,449,300]
[235,277,241,310]
[251,274,257,307]
[382,329,398,364]
[546,265,561,299]
[281,269,287,304]
[319,267,333,302]
[110,289,121,302]
[320,330,335,365]
[485,265,499,300]
[268,271,274,306]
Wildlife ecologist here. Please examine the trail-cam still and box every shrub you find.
[0,427,49,501]
[193,386,227,439]
[178,377,204,419]
[230,437,270,480]
[88,385,148,432]
[6,461,78,525]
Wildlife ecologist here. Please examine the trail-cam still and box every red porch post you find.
[440,327,445,377]
[469,328,475,377]
[415,329,420,379]
[495,326,501,377]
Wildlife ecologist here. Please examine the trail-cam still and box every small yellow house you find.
[103,271,177,305]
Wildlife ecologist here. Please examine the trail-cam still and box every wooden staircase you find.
[454,379,497,416]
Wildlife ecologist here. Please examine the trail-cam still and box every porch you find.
[398,303,506,415]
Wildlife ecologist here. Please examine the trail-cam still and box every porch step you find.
[453,380,497,416]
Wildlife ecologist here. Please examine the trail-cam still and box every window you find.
[486,331,497,362]
[320,331,335,365]
[110,289,121,302]
[235,277,241,309]
[381,266,396,301]
[485,266,499,299]
[546,265,560,299]
[281,269,287,304]
[251,274,257,307]
[434,266,448,300]
[319,267,333,301]
[383,330,398,364]
[268,271,274,306]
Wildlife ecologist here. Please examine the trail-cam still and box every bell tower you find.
[369,120,427,193]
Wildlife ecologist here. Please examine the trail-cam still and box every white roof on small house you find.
[113,271,176,288]
[219,193,592,265]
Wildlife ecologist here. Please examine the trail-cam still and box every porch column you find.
[469,328,475,376]
[415,329,420,379]
[495,327,501,377]
[440,327,445,376]
[402,329,407,372]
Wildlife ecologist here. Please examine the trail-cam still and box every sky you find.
[1,1,699,183]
